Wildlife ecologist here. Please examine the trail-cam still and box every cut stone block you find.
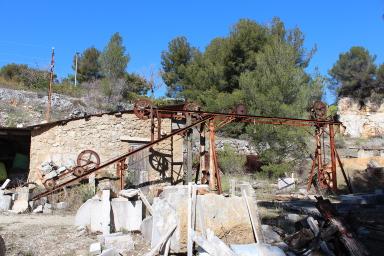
[140,216,153,242]
[111,198,142,232]
[75,198,102,232]
[33,205,43,213]
[101,190,111,235]
[55,201,68,209]
[230,243,286,256]
[0,194,12,211]
[100,248,119,256]
[11,187,29,213]
[119,189,139,198]
[89,242,101,255]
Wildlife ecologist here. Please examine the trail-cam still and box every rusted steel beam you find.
[32,115,213,200]
[156,108,342,126]
[329,124,337,191]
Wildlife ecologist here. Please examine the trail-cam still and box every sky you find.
[0,1,383,103]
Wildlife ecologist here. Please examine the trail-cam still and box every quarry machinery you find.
[32,99,351,200]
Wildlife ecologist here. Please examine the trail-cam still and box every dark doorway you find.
[0,128,31,187]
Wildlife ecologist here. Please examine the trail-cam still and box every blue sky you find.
[0,1,383,103]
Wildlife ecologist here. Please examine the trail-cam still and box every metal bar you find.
[32,115,213,200]
[156,108,342,126]
[334,148,353,193]
[329,124,337,191]
[186,113,193,183]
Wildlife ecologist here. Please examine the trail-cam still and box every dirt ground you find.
[0,212,150,256]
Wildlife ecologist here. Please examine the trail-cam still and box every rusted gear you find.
[43,179,56,190]
[73,166,86,177]
[311,101,327,120]
[133,99,153,120]
[77,150,100,170]
[234,104,247,115]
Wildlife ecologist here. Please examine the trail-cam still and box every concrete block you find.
[140,216,153,242]
[89,242,101,255]
[261,225,282,244]
[104,234,134,253]
[101,190,111,235]
[0,194,12,211]
[111,198,142,232]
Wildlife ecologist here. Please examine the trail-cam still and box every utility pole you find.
[74,52,79,86]
[46,47,55,122]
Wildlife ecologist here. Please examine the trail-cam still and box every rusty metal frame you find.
[32,115,213,200]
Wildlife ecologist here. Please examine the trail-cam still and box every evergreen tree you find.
[73,47,102,82]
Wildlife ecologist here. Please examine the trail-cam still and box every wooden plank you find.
[138,189,153,216]
[241,185,264,244]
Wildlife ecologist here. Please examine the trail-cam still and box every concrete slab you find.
[111,198,142,232]
[140,216,153,242]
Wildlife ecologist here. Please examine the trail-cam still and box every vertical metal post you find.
[157,110,162,140]
[186,113,193,183]
[199,122,206,179]
[46,47,55,122]
[208,119,216,191]
[150,106,155,142]
[329,124,337,191]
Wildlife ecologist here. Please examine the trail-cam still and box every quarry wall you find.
[338,97,384,138]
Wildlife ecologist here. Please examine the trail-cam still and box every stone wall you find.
[338,97,384,138]
[28,112,183,192]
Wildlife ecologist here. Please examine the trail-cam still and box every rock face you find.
[338,97,384,138]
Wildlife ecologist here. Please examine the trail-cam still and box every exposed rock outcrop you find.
[338,97,384,138]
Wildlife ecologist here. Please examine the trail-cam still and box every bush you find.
[259,161,295,179]
[217,144,246,174]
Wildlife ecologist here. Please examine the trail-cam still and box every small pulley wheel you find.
[43,179,56,190]
[73,166,86,177]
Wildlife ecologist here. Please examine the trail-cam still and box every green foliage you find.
[124,73,151,96]
[217,144,246,174]
[99,32,130,80]
[0,63,50,89]
[53,82,84,97]
[160,18,323,171]
[161,36,195,96]
[260,161,295,178]
[73,47,102,82]
[329,46,382,101]
[327,105,337,118]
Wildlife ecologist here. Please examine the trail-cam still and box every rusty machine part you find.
[311,101,327,120]
[77,150,101,170]
[43,179,56,190]
[234,103,247,115]
[73,166,86,177]
[134,99,154,120]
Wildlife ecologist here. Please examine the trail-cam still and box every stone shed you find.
[0,111,184,191]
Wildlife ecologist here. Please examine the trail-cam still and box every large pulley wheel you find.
[77,150,100,170]
[134,99,153,120]
[235,104,247,115]
[311,101,327,120]
[73,166,86,177]
[43,179,56,190]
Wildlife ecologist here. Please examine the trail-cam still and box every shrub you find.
[217,144,246,174]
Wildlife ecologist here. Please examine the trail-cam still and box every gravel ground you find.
[0,212,150,256]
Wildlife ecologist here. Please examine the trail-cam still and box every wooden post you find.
[46,47,55,122]
[329,124,337,191]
